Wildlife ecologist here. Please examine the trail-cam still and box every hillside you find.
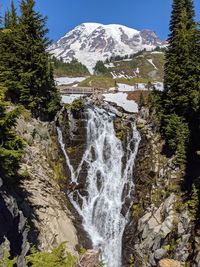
[52,57,90,77]
[106,51,164,81]
[76,50,165,89]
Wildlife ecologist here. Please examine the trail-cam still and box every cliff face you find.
[16,114,78,254]
[0,179,29,267]
[0,111,79,266]
[123,108,199,267]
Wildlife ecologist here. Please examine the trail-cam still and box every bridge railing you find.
[58,85,107,94]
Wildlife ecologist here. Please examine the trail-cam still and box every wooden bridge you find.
[57,85,108,95]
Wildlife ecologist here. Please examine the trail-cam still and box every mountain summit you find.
[48,23,166,73]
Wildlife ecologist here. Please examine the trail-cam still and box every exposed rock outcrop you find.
[16,115,78,254]
[158,259,183,267]
[123,107,195,266]
[76,250,99,267]
[0,178,29,267]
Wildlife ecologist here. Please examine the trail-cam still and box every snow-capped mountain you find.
[48,23,166,73]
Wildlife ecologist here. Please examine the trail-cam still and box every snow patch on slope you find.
[113,82,164,92]
[147,59,158,70]
[103,92,138,113]
[117,83,135,92]
[55,77,87,85]
[61,94,84,104]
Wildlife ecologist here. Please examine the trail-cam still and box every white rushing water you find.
[57,106,141,267]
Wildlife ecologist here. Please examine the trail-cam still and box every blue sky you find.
[1,0,200,41]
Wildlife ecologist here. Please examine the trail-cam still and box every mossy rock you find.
[136,123,145,130]
[53,162,66,181]
[66,146,76,154]
[151,188,167,206]
[116,130,125,140]
[114,119,127,141]
[131,203,144,220]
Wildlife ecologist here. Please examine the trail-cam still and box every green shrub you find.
[0,249,17,267]
[26,243,77,267]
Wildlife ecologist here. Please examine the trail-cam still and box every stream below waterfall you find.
[57,106,141,267]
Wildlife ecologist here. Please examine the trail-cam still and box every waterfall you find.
[57,106,141,267]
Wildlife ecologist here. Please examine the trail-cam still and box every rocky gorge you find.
[0,95,200,267]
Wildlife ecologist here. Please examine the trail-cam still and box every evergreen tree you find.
[163,0,199,118]
[160,0,200,183]
[15,0,60,120]
[4,10,10,28]
[139,92,145,109]
[0,2,21,103]
[0,0,60,120]
[10,0,18,28]
[3,1,17,29]
[94,60,108,75]
[185,0,196,22]
[0,86,24,182]
[161,0,200,165]
[51,56,89,77]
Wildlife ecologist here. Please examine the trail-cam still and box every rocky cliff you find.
[0,109,79,265]
[123,107,200,267]
[0,178,29,267]
[16,112,79,254]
